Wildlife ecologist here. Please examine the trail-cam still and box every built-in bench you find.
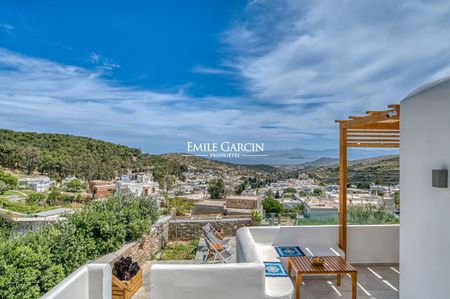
[149,224,399,299]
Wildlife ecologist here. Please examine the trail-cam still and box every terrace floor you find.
[133,237,399,299]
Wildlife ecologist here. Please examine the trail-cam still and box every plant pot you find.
[112,269,143,299]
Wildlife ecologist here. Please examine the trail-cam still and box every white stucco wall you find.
[347,225,399,264]
[400,77,450,299]
[41,264,111,299]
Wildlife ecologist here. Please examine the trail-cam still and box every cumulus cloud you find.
[224,0,450,120]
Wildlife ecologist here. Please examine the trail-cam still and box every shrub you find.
[262,197,283,214]
[26,192,47,205]
[0,193,159,298]
[347,204,398,224]
[0,170,18,188]
[250,210,262,224]
[46,188,62,205]
[0,213,14,241]
[65,179,86,192]
[167,197,193,216]
[208,179,225,199]
[312,188,323,196]
[0,181,7,194]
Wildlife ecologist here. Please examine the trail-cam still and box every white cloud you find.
[191,65,234,75]
[0,48,327,152]
[88,52,120,75]
[224,0,450,120]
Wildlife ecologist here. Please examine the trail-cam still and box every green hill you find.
[305,155,399,186]
[0,129,274,184]
[0,129,186,182]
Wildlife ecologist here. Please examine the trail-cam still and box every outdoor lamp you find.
[432,169,448,188]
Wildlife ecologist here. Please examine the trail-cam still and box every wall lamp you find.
[432,169,448,188]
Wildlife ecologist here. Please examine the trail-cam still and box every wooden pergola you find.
[335,104,400,254]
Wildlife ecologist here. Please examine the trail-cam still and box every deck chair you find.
[203,223,225,239]
[202,225,231,247]
[204,235,233,263]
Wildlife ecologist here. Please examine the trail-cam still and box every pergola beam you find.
[336,104,400,257]
[339,126,347,254]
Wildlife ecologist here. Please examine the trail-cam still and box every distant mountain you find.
[210,148,398,166]
[298,157,339,167]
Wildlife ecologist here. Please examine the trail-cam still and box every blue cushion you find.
[264,262,288,277]
[275,246,305,257]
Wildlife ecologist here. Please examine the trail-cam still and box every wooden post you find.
[339,126,348,255]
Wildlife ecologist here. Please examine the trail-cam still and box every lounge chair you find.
[203,223,225,239]
[202,226,231,247]
[204,235,233,263]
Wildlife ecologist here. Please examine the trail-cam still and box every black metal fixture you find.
[432,169,448,188]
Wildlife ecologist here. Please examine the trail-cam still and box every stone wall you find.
[94,215,171,267]
[11,217,63,237]
[169,218,253,241]
[226,196,260,210]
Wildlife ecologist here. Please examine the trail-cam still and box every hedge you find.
[0,193,159,299]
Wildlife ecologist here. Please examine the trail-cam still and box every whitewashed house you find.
[19,176,51,192]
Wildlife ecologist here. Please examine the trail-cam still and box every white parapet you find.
[41,264,112,299]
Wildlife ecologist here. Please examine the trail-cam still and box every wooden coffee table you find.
[287,256,358,299]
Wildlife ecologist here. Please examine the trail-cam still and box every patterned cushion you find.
[264,262,288,277]
[275,246,305,257]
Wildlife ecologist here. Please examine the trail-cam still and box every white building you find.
[115,173,159,196]
[19,176,51,192]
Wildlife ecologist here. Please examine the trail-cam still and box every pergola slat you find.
[335,104,400,257]
[347,143,399,148]
[347,134,399,138]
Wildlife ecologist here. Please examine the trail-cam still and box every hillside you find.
[0,129,274,183]
[163,153,278,175]
[303,155,400,186]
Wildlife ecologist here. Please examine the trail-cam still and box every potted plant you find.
[112,257,142,299]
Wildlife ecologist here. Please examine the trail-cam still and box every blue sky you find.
[1,0,450,154]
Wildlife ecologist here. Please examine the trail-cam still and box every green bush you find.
[0,193,159,298]
[347,204,398,224]
[0,213,14,241]
[167,197,193,216]
[208,179,225,199]
[0,181,7,194]
[262,197,283,214]
[26,192,47,205]
[250,210,262,224]
[65,179,86,192]
[0,169,18,188]
[46,188,62,205]
[0,198,51,214]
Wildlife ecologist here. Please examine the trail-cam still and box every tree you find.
[262,197,283,214]
[66,179,86,192]
[47,188,62,205]
[26,192,47,204]
[313,188,323,197]
[19,146,42,175]
[0,169,18,188]
[208,179,225,199]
